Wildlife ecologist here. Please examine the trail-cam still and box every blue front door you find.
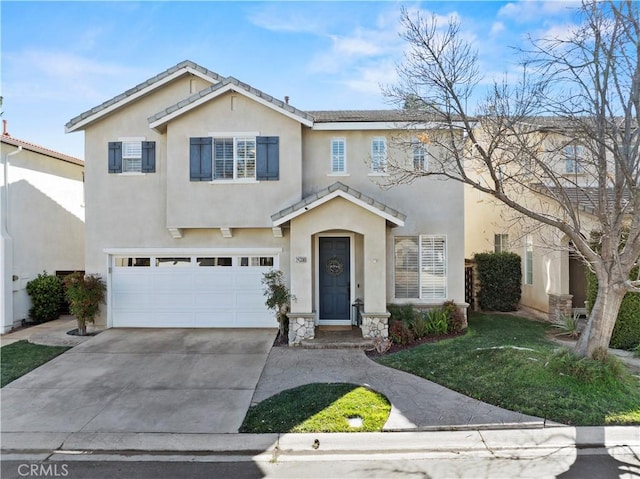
[319,237,351,321]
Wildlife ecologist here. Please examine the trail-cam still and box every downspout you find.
[1,139,22,332]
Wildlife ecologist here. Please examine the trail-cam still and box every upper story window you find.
[371,137,387,173]
[331,138,346,173]
[108,138,155,174]
[494,233,509,253]
[563,145,584,174]
[412,138,426,171]
[190,136,279,182]
[122,141,143,173]
[214,137,256,180]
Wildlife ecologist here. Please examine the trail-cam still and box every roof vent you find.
[285,96,290,105]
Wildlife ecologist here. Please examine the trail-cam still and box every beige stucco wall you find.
[165,92,302,228]
[302,129,466,306]
[2,142,84,327]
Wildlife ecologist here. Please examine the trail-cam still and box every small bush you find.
[409,315,428,339]
[424,308,449,335]
[26,272,64,323]
[63,272,106,335]
[474,252,521,311]
[262,270,291,337]
[389,321,414,345]
[442,300,466,332]
[387,304,416,325]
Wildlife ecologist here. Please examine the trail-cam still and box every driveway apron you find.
[1,328,276,435]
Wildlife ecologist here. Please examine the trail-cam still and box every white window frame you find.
[370,137,387,174]
[524,235,534,285]
[394,235,447,301]
[412,138,427,171]
[212,136,256,181]
[563,145,584,174]
[119,136,145,174]
[330,138,347,174]
[494,233,509,253]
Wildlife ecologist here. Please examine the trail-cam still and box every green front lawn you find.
[1,340,69,387]
[376,313,640,426]
[240,383,391,433]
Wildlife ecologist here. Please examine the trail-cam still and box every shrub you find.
[387,304,416,325]
[547,349,626,383]
[26,272,64,323]
[409,315,428,339]
[442,300,467,332]
[63,272,106,336]
[474,252,521,311]
[262,270,291,337]
[424,308,449,335]
[389,320,414,345]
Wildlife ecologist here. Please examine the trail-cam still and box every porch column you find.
[361,220,389,339]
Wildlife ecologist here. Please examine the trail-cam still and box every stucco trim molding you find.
[168,228,183,239]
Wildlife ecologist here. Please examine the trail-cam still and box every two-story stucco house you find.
[1,124,85,332]
[66,61,465,344]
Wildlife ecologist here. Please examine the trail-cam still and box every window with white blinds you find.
[331,138,346,173]
[122,140,142,172]
[394,235,447,300]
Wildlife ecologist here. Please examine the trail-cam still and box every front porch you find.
[271,182,404,346]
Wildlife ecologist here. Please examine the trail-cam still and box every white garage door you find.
[111,253,278,328]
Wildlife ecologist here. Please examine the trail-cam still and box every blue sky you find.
[1,1,581,159]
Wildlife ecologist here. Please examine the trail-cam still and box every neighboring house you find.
[1,123,85,333]
[65,60,466,344]
[464,122,599,321]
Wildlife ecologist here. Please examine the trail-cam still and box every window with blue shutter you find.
[190,137,213,181]
[141,141,156,173]
[256,136,279,180]
[109,140,155,174]
[108,142,123,173]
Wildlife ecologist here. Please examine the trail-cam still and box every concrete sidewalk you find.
[0,316,101,348]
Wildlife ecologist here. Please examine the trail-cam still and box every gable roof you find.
[271,182,406,227]
[1,134,83,166]
[65,60,223,133]
[148,76,314,130]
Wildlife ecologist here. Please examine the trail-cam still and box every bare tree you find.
[384,1,640,359]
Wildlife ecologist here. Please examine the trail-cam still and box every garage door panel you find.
[111,254,276,328]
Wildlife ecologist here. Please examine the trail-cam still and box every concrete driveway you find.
[1,328,276,435]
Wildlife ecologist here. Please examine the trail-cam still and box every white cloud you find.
[3,50,147,103]
[490,21,505,36]
[498,0,580,23]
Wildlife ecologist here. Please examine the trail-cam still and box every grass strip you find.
[241,383,391,433]
[1,340,69,387]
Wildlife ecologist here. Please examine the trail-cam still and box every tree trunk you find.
[77,319,87,336]
[575,277,626,358]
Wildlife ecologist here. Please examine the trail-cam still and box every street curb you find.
[2,426,638,456]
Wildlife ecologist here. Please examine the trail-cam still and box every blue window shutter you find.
[190,137,212,181]
[256,136,279,180]
[141,141,156,173]
[108,142,122,173]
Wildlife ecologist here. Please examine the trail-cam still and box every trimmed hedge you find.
[25,272,64,323]
[586,269,640,351]
[474,252,522,311]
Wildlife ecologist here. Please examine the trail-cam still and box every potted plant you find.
[63,272,106,336]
